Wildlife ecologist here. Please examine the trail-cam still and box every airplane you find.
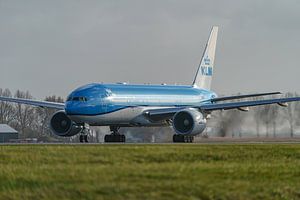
[1,26,300,143]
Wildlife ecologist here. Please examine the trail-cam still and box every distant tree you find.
[260,104,273,137]
[213,108,246,137]
[294,97,300,131]
[213,111,227,137]
[0,88,14,124]
[253,108,261,137]
[228,109,246,138]
[282,92,300,137]
[267,95,280,138]
[252,96,265,137]
[34,95,65,141]
[14,90,34,138]
[270,105,279,138]
[35,95,64,138]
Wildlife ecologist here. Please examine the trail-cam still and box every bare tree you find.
[35,95,64,137]
[211,110,227,137]
[0,88,14,124]
[260,104,273,137]
[33,95,65,142]
[253,107,261,137]
[14,90,34,138]
[252,96,266,138]
[213,108,247,137]
[270,105,279,138]
[282,92,300,137]
[266,95,280,138]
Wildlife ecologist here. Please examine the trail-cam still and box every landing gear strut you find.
[79,135,88,143]
[104,126,126,143]
[173,134,194,143]
[79,124,89,143]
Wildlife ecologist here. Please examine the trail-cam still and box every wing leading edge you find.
[0,96,65,110]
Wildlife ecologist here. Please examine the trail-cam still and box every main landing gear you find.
[173,134,194,143]
[79,124,89,143]
[79,135,88,143]
[104,126,126,143]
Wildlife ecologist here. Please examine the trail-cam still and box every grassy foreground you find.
[0,144,300,200]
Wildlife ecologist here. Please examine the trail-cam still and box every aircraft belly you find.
[68,107,167,126]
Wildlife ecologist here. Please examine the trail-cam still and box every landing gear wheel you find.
[104,135,109,142]
[104,126,126,143]
[79,123,90,143]
[79,135,84,143]
[121,135,125,142]
[173,135,194,143]
[173,134,183,143]
[84,135,88,143]
[104,134,126,143]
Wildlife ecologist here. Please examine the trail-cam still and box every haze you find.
[1,0,300,99]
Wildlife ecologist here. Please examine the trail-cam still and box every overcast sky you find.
[1,0,300,98]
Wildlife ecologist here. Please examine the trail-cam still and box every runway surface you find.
[2,137,300,145]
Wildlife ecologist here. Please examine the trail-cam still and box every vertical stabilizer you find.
[192,26,218,90]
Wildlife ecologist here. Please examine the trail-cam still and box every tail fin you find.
[192,26,218,90]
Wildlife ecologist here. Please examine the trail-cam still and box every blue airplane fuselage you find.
[65,83,217,116]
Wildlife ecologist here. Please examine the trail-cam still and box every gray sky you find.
[1,0,300,99]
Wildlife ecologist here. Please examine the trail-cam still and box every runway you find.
[2,137,300,145]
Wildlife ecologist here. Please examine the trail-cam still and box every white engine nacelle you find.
[172,108,206,136]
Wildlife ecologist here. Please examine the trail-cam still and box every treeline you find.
[0,88,65,142]
[209,93,300,138]
[0,88,299,142]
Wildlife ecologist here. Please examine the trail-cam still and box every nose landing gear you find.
[104,126,126,143]
[79,124,89,143]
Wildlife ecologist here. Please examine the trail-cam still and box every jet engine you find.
[172,109,206,135]
[50,111,82,137]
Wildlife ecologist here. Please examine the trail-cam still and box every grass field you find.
[0,144,300,200]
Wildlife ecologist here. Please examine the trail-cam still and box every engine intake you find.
[50,111,82,137]
[173,109,206,135]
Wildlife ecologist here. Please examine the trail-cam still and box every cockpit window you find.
[67,97,88,102]
[67,96,72,101]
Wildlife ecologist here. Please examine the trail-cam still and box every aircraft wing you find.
[0,96,65,110]
[211,92,281,102]
[201,97,300,111]
[144,107,184,121]
[145,97,300,121]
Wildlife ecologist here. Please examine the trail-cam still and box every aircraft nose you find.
[65,101,79,115]
[65,99,103,116]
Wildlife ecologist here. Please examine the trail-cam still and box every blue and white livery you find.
[1,26,299,143]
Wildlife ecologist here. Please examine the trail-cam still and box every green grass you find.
[1,144,300,200]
